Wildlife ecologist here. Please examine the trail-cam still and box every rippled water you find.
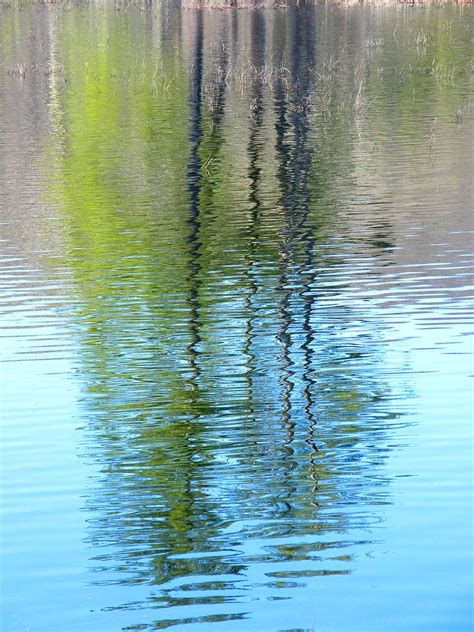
[1,3,473,631]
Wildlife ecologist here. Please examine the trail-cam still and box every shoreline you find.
[179,0,471,8]
[2,0,472,7]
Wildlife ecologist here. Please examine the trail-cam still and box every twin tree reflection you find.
[36,6,403,627]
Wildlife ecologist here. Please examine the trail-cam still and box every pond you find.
[0,3,473,631]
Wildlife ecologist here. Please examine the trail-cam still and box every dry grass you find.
[181,0,472,7]
[327,0,471,4]
[181,0,289,9]
[1,0,469,7]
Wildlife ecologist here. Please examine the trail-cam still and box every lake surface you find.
[1,3,473,631]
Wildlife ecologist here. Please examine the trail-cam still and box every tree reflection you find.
[30,5,412,628]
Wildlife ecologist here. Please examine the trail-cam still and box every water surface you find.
[1,4,473,631]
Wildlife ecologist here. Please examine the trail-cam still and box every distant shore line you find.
[2,0,472,7]
[180,0,471,8]
[2,0,472,5]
